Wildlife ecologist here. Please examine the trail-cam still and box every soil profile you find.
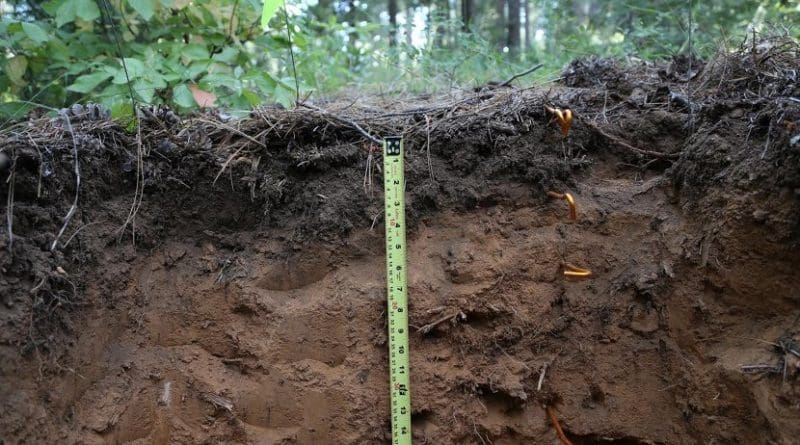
[1,40,799,444]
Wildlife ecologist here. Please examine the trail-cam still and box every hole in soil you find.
[476,384,526,413]
[411,408,433,428]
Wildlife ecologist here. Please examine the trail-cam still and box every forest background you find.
[1,0,797,119]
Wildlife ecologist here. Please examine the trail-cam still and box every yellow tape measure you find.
[383,136,412,445]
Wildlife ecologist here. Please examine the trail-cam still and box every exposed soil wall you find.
[1,42,799,444]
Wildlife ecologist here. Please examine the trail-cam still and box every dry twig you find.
[537,363,548,391]
[500,63,544,87]
[417,310,466,335]
[201,392,234,412]
[299,102,382,144]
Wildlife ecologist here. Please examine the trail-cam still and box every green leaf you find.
[133,78,155,103]
[144,71,167,90]
[203,72,241,93]
[68,71,113,93]
[241,89,262,107]
[75,0,101,22]
[22,23,49,44]
[56,0,99,26]
[47,38,70,62]
[55,1,77,27]
[112,58,146,83]
[182,44,210,62]
[0,101,36,120]
[273,84,295,109]
[261,0,282,31]
[172,84,196,108]
[41,0,62,17]
[212,46,239,64]
[244,70,276,95]
[5,56,28,83]
[128,0,157,20]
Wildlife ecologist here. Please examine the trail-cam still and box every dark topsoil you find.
[1,37,799,445]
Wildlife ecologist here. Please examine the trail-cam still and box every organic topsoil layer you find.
[2,39,800,445]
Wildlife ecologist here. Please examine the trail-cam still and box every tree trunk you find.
[494,0,505,49]
[523,0,530,50]
[405,1,414,47]
[507,0,520,53]
[433,0,448,47]
[461,0,473,31]
[388,0,398,46]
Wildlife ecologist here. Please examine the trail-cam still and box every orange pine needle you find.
[545,106,573,137]
[559,109,573,136]
[547,191,577,220]
[564,270,592,279]
[546,406,575,445]
[564,192,577,220]
[563,263,592,279]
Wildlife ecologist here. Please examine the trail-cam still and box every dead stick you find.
[417,311,462,335]
[584,120,679,159]
[740,364,782,373]
[500,64,544,87]
[546,406,575,445]
[537,363,548,391]
[194,117,267,149]
[298,102,382,145]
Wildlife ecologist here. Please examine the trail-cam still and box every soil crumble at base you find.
[2,42,800,444]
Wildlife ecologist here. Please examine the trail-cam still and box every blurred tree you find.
[494,0,506,49]
[388,0,398,45]
[461,0,474,31]
[507,0,521,51]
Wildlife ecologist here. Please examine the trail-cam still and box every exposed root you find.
[299,101,382,145]
[50,112,80,251]
[584,120,679,160]
[5,153,14,253]
[546,405,575,445]
[118,108,144,245]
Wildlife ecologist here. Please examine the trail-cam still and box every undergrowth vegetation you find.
[0,0,797,120]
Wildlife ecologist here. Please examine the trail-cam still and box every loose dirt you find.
[2,38,799,444]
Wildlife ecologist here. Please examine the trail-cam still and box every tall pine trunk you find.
[388,0,398,46]
[405,1,413,47]
[507,0,520,53]
[494,0,506,49]
[523,0,530,51]
[461,0,473,31]
[433,0,449,47]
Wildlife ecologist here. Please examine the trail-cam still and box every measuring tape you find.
[383,136,412,445]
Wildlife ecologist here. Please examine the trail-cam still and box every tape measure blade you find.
[383,136,412,445]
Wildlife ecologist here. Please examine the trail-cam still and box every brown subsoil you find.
[2,40,800,445]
